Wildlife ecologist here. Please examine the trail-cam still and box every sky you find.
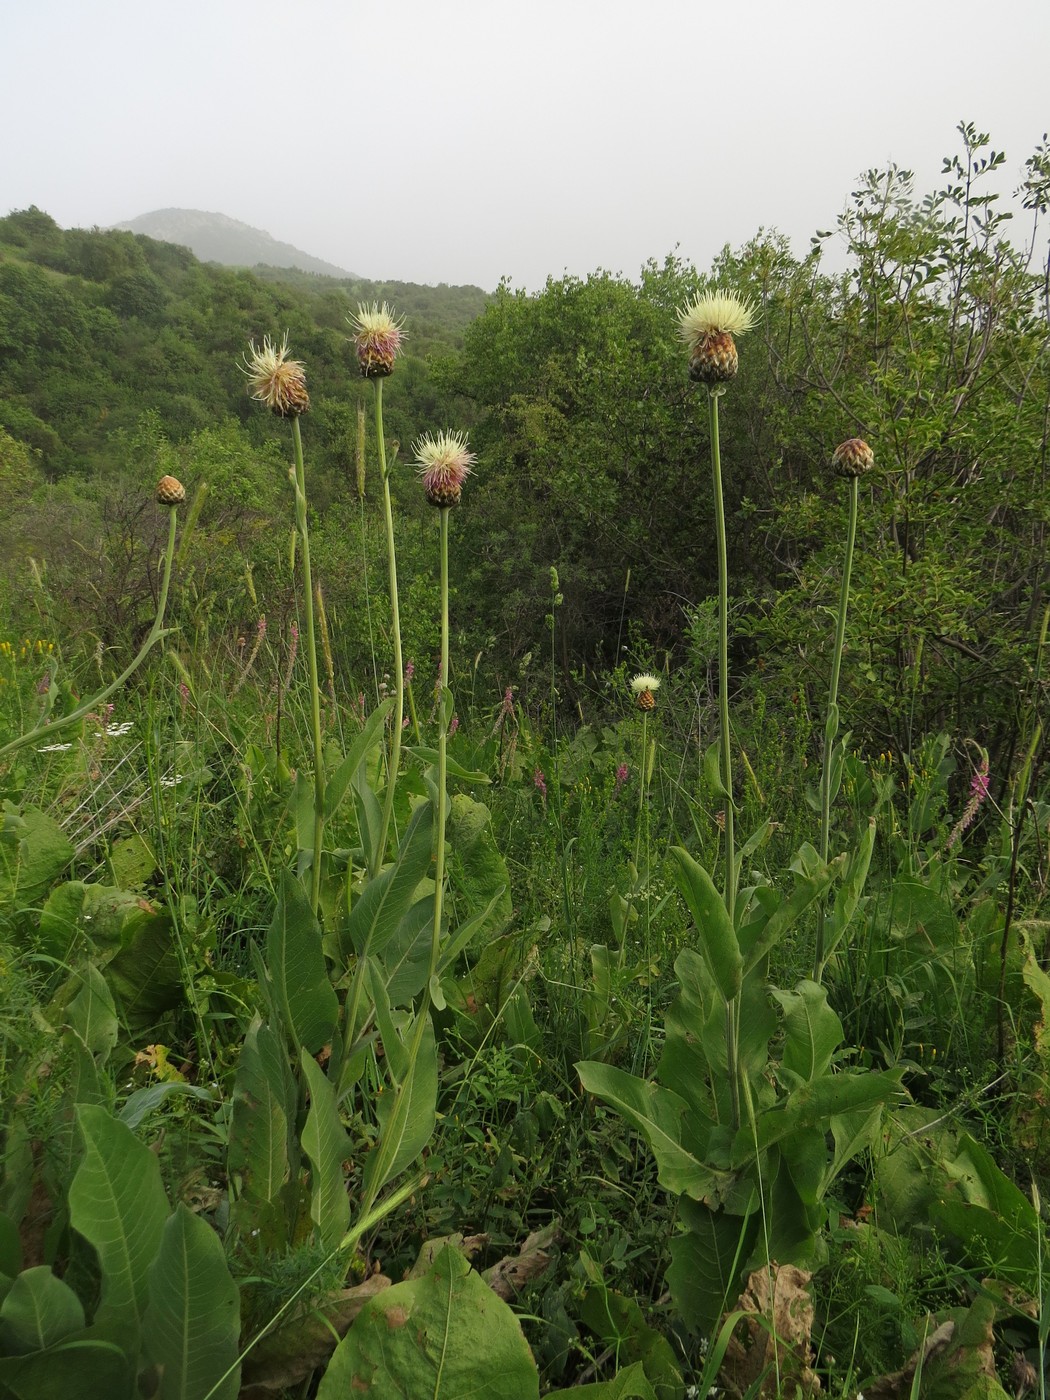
[5,0,1049,292]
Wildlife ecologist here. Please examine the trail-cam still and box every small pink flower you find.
[449,715,460,736]
[405,660,415,683]
[533,767,548,808]
[946,756,991,850]
[614,762,629,793]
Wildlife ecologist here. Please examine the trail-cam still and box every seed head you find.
[414,430,476,509]
[349,302,405,378]
[242,336,310,417]
[631,673,661,710]
[677,290,758,384]
[156,475,186,506]
[831,438,875,478]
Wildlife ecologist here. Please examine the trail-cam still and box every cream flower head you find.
[677,290,758,385]
[242,336,310,417]
[414,430,476,508]
[349,302,405,378]
[631,673,661,710]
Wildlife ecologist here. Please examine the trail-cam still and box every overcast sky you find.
[5,0,1048,291]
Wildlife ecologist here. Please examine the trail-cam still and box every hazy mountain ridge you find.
[112,208,356,279]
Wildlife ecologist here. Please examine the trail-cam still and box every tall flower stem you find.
[431,508,451,986]
[813,473,859,980]
[291,417,327,914]
[708,385,741,1132]
[373,378,405,877]
[0,506,179,763]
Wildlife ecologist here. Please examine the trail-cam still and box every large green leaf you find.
[576,1061,731,1203]
[316,1245,539,1399]
[142,1204,241,1400]
[265,873,338,1055]
[670,848,741,1001]
[361,995,438,1206]
[578,1285,685,1398]
[0,802,74,912]
[447,794,513,936]
[345,801,433,963]
[323,699,394,818]
[0,1267,84,1355]
[102,905,183,1038]
[772,979,842,1087]
[68,1105,170,1340]
[228,1019,297,1214]
[0,1334,132,1399]
[300,1053,351,1250]
[66,964,119,1059]
[666,1197,757,1337]
[548,1363,657,1398]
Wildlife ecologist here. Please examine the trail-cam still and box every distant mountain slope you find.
[112,208,356,279]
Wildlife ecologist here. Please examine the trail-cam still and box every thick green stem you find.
[431,508,451,988]
[373,378,405,876]
[814,474,859,979]
[709,386,740,1131]
[709,389,737,921]
[0,507,179,763]
[291,417,326,914]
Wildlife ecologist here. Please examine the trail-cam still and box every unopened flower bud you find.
[156,475,186,505]
[831,438,875,478]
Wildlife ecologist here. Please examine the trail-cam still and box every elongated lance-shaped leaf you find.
[265,872,338,1055]
[667,1195,759,1342]
[0,1336,132,1398]
[670,847,742,1001]
[68,1105,170,1340]
[324,698,394,818]
[0,1267,84,1355]
[351,760,384,874]
[142,1204,241,1400]
[361,1007,438,1209]
[345,801,433,962]
[228,1018,297,1208]
[819,816,876,970]
[299,1052,351,1250]
[739,853,845,973]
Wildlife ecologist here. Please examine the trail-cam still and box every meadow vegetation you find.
[0,123,1049,1398]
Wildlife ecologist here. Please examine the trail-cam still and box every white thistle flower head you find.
[631,673,661,710]
[242,335,310,417]
[348,302,406,378]
[677,290,758,385]
[414,429,476,508]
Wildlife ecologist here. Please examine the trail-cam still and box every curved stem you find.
[291,417,326,914]
[0,507,179,764]
[814,474,859,979]
[373,378,405,876]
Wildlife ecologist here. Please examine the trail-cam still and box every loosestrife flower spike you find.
[349,302,405,378]
[414,430,476,508]
[242,336,310,417]
[677,290,758,384]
